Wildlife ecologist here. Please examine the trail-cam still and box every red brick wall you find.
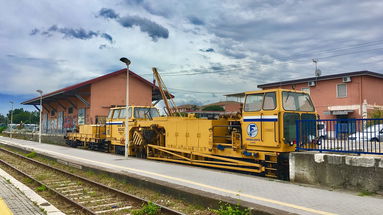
[362,76,383,105]
[262,76,382,119]
[90,73,152,123]
[40,73,153,131]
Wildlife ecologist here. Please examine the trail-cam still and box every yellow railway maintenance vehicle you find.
[127,89,317,179]
[65,106,160,153]
[66,90,317,179]
[66,68,319,179]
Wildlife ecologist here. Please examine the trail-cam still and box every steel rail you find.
[0,157,95,215]
[0,147,184,215]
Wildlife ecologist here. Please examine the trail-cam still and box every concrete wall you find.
[290,152,383,192]
[1,132,65,145]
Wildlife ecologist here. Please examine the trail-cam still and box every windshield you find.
[244,93,263,112]
[118,107,132,119]
[282,92,314,112]
[134,108,160,119]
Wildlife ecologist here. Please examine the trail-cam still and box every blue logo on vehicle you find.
[247,124,258,137]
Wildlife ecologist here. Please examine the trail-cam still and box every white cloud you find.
[0,0,382,114]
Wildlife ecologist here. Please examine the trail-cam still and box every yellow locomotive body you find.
[65,125,106,150]
[66,106,159,153]
[66,89,318,178]
[105,106,160,154]
[128,89,318,178]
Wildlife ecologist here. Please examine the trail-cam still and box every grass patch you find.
[358,190,375,197]
[36,185,47,192]
[211,203,250,215]
[132,202,160,215]
[25,151,37,158]
[22,178,34,184]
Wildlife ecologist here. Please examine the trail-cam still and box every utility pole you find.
[36,90,43,143]
[120,57,131,159]
[312,59,321,77]
[9,101,14,139]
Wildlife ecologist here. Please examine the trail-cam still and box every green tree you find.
[367,108,383,126]
[202,105,225,111]
[6,108,39,124]
[0,114,7,124]
[368,108,383,119]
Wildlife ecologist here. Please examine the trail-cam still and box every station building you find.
[257,70,383,120]
[22,69,163,134]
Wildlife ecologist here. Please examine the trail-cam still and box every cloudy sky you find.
[1,0,383,114]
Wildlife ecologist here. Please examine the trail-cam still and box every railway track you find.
[0,147,184,215]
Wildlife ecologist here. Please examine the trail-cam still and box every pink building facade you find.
[258,71,383,120]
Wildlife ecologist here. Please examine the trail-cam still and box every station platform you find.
[0,166,63,215]
[0,136,382,215]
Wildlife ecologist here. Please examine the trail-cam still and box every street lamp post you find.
[120,57,131,159]
[9,101,14,138]
[36,90,43,143]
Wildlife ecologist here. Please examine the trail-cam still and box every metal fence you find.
[296,118,383,155]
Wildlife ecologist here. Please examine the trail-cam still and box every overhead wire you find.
[283,39,383,60]
[137,39,383,95]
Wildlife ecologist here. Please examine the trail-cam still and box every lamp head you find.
[36,89,43,94]
[120,57,131,66]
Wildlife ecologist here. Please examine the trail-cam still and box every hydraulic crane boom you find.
[152,67,181,116]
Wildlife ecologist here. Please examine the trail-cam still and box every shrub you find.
[212,203,249,215]
[132,202,160,215]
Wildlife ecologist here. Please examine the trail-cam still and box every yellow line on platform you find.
[0,139,337,215]
[0,198,13,215]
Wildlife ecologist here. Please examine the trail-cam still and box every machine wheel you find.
[277,153,290,180]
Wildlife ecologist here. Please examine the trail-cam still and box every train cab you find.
[105,106,160,154]
[241,89,317,153]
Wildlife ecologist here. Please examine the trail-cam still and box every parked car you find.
[317,122,327,139]
[348,124,383,141]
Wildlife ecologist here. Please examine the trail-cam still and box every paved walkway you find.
[0,171,44,215]
[1,136,382,215]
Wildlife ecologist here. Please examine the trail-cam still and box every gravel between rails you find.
[0,147,185,215]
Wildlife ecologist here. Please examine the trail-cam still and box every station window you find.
[337,84,347,98]
[78,108,86,125]
[50,110,56,116]
[68,107,73,114]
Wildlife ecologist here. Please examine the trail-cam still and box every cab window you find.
[107,110,113,119]
[134,108,160,119]
[112,109,121,119]
[282,92,314,112]
[119,108,132,118]
[263,92,276,110]
[244,93,263,112]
